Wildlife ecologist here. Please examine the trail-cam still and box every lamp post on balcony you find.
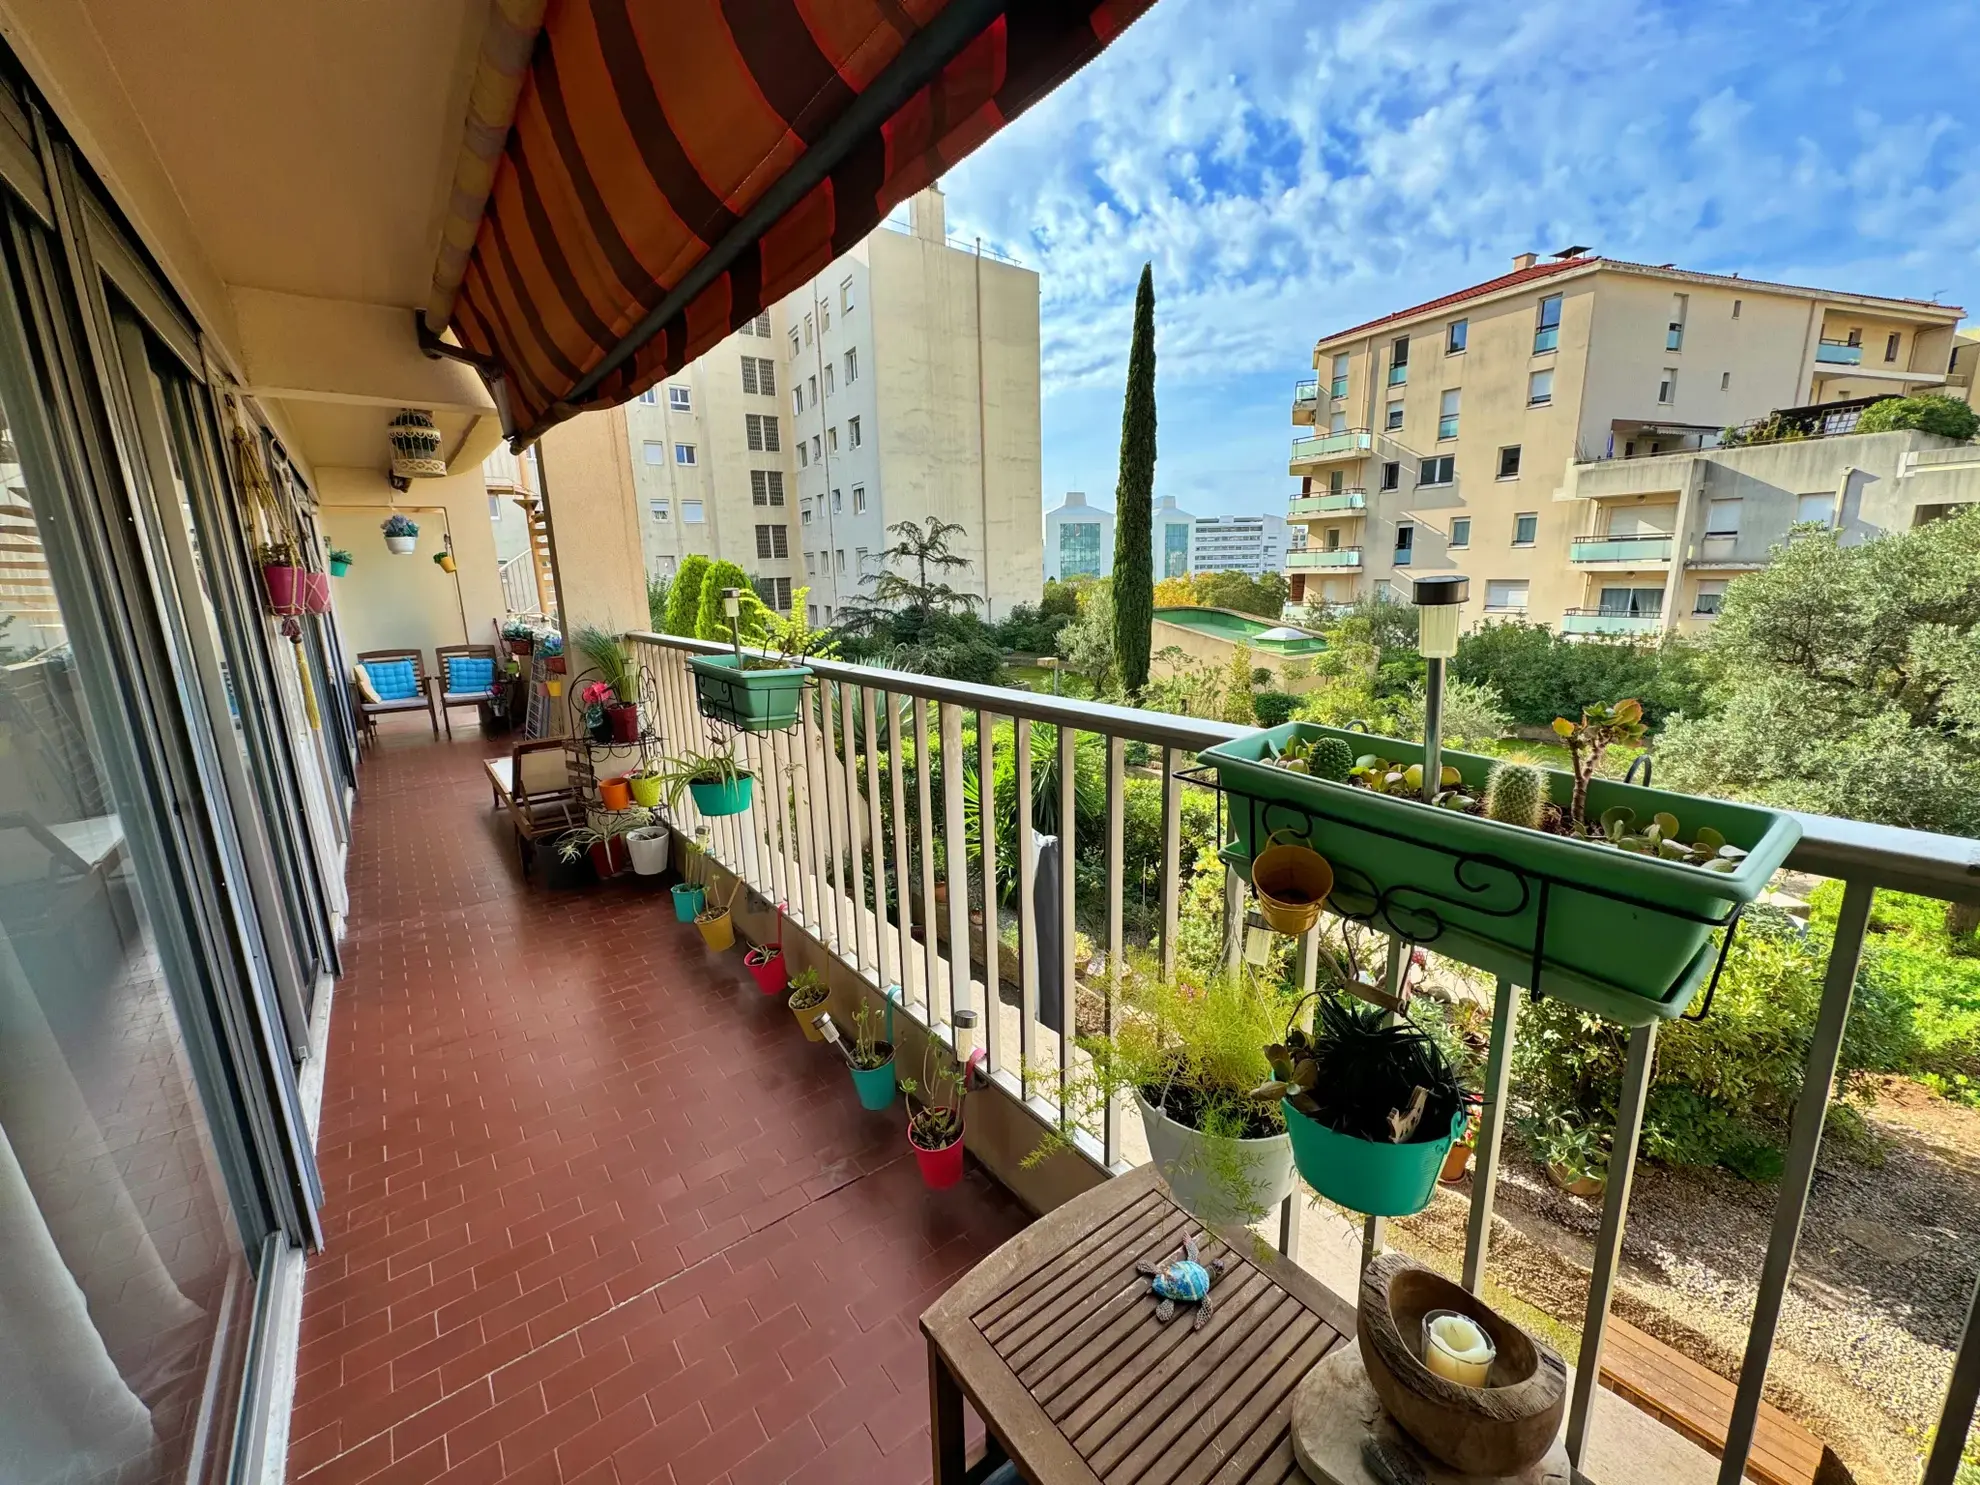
[1412,575,1468,803]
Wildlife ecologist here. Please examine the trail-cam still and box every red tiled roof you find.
[1316,256,1963,349]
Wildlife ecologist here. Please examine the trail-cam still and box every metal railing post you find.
[978,710,1001,1075]
[1462,976,1517,1295]
[1014,717,1037,1103]
[1924,1265,1980,1485]
[1159,745,1181,983]
[1103,734,1124,1167]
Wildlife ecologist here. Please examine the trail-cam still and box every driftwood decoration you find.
[1357,1252,1567,1477]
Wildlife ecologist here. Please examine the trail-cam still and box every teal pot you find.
[671,882,705,922]
[689,653,810,733]
[849,1048,897,1111]
[1285,1100,1465,1218]
[688,773,753,818]
[1200,722,1801,1025]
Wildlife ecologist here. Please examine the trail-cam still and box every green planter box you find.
[1200,722,1801,1025]
[1284,1101,1463,1217]
[689,653,809,733]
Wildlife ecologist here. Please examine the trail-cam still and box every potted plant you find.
[302,569,332,614]
[625,824,670,876]
[597,775,633,811]
[380,512,419,554]
[653,746,754,818]
[1199,705,1802,1025]
[555,809,654,882]
[671,880,705,922]
[839,993,897,1111]
[627,765,664,810]
[1029,963,1298,1227]
[257,542,304,614]
[540,632,565,673]
[502,618,535,656]
[579,681,617,742]
[432,547,457,574]
[688,588,835,733]
[576,624,641,743]
[788,967,829,1041]
[1264,993,1471,1219]
[744,938,787,995]
[902,1041,968,1189]
[1526,1115,1609,1199]
[695,879,741,951]
[327,547,353,577]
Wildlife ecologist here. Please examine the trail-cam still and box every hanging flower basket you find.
[688,653,809,733]
[546,654,566,673]
[387,409,446,479]
[302,572,332,614]
[381,513,419,555]
[1285,1100,1465,1219]
[328,554,352,577]
[260,563,304,615]
[689,773,753,817]
[1200,722,1800,1024]
[432,550,457,574]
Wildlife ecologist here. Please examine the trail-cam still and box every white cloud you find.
[936,0,1980,517]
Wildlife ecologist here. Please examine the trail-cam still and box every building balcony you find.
[1288,489,1367,518]
[1292,378,1319,424]
[1288,428,1373,471]
[1288,546,1363,570]
[1815,339,1863,365]
[1569,533,1674,565]
[1562,607,1663,635]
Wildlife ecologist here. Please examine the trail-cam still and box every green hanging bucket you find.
[671,883,705,922]
[1284,1100,1466,1218]
[847,987,900,1111]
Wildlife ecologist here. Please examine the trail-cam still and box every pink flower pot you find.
[302,572,332,614]
[607,702,640,744]
[261,564,303,615]
[910,1122,964,1190]
[744,946,787,996]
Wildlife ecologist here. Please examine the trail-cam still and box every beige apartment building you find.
[1284,252,1966,628]
[784,187,1044,626]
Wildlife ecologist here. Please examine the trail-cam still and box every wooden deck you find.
[1599,1316,1827,1485]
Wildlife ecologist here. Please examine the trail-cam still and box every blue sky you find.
[931,0,1980,522]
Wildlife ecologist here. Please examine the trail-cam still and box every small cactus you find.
[1307,735,1354,783]
[1483,762,1547,830]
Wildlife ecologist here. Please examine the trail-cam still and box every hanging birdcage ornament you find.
[387,409,446,479]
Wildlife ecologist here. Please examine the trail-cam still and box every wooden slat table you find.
[922,1165,1355,1485]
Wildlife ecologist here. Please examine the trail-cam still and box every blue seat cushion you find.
[443,655,496,696]
[367,659,420,701]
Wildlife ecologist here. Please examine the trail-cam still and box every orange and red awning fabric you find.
[443,0,1154,447]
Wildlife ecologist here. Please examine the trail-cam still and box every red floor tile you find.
[287,720,1030,1483]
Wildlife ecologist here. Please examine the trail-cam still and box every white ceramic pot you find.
[384,535,417,555]
[1136,1089,1295,1225]
[626,827,671,876]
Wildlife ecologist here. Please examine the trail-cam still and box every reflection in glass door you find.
[0,311,253,1485]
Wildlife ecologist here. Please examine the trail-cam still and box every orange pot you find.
[598,776,632,811]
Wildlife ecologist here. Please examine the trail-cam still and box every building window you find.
[1693,579,1728,616]
[812,435,822,461]
[642,440,665,465]
[1394,525,1414,565]
[1534,294,1562,354]
[1657,368,1677,405]
[855,546,868,574]
[802,501,813,527]
[1418,455,1454,487]
[1381,461,1401,491]
[1163,524,1190,578]
[741,357,774,396]
[674,443,696,465]
[1446,319,1467,355]
[755,524,789,560]
[836,548,847,573]
[793,384,803,414]
[790,329,801,358]
[820,300,830,331]
[745,413,780,451]
[1705,498,1741,536]
[808,375,818,407]
[806,552,816,574]
[741,357,760,394]
[827,426,839,454]
[824,364,835,396]
[841,278,855,312]
[751,470,786,506]
[1731,298,1742,319]
[808,603,819,624]
[1598,586,1663,617]
[682,499,705,524]
[1385,401,1404,431]
[638,388,657,405]
[1795,492,1833,526]
[849,415,862,448]
[804,314,813,345]
[1528,369,1554,406]
[845,347,858,383]
[1512,512,1538,546]
[754,312,772,336]
[1059,521,1104,577]
[1484,579,1528,613]
[1885,332,1901,364]
[1330,409,1348,435]
[1438,388,1460,440]
[1721,371,1731,390]
[1330,352,1349,399]
[1324,527,1341,551]
[1389,335,1409,385]
[1497,445,1521,480]
[1846,327,1862,348]
[853,484,867,513]
[755,575,793,610]
[797,443,808,468]
[1450,516,1471,547]
[669,384,691,410]
[1667,293,1687,352]
[832,487,843,513]
[649,498,670,521]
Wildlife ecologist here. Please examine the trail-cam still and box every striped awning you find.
[442,0,1153,447]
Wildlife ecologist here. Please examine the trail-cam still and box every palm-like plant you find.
[854,517,981,619]
[574,624,637,701]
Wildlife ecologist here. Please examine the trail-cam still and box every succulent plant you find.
[1270,733,1356,783]
[1483,762,1547,830]
[1595,805,1748,872]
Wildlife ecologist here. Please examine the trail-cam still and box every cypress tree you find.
[1111,263,1157,696]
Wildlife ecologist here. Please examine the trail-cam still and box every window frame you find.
[1496,445,1521,480]
[1418,455,1455,487]
[1527,368,1554,406]
[1445,319,1467,355]
[1449,516,1471,548]
[1512,512,1538,547]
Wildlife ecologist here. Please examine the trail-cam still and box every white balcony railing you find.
[1815,339,1863,366]
[624,629,1980,1485]
[1561,607,1662,635]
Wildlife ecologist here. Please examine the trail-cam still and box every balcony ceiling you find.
[72,0,487,307]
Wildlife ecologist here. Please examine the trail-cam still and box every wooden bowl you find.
[1356,1252,1567,1476]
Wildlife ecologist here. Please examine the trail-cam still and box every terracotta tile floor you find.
[289,720,1030,1485]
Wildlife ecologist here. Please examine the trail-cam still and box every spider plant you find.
[574,623,637,702]
[649,746,752,809]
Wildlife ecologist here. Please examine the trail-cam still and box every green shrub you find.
[1253,690,1298,728]
[1452,621,1711,729]
[665,554,709,636]
[1853,393,1980,442]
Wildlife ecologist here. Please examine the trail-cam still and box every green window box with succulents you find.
[1200,704,1802,1025]
[688,653,811,733]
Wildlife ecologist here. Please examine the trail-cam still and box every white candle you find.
[1423,1310,1496,1386]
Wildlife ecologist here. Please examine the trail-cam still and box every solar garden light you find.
[722,587,743,662]
[1411,575,1469,805]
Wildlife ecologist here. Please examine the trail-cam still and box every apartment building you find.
[1045,491,1114,581]
[1284,251,1966,625]
[626,309,802,613]
[1193,512,1296,576]
[783,186,1044,625]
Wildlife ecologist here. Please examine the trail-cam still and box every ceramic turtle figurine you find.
[1135,1233,1226,1331]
